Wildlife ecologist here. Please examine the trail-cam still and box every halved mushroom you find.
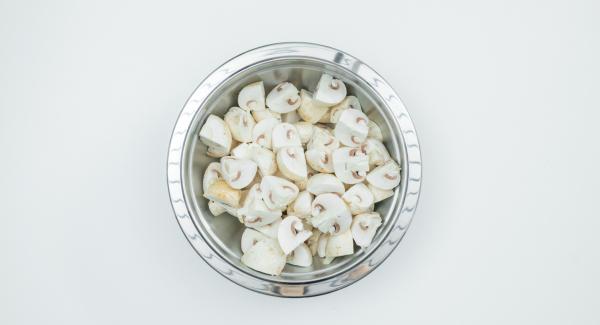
[366,160,401,190]
[364,138,391,168]
[313,74,347,106]
[332,147,368,184]
[252,117,280,149]
[282,110,301,123]
[252,108,281,122]
[271,123,302,152]
[241,228,269,254]
[266,82,301,113]
[293,122,314,145]
[305,148,334,174]
[203,180,241,208]
[224,107,255,143]
[254,217,281,238]
[278,215,312,254]
[307,126,340,152]
[328,96,362,123]
[367,120,383,141]
[333,109,369,147]
[208,200,226,216]
[351,212,382,248]
[297,89,329,124]
[241,238,286,275]
[198,115,232,157]
[342,183,375,215]
[202,162,222,193]
[368,183,394,203]
[310,193,352,235]
[239,184,282,227]
[287,243,313,267]
[325,230,353,257]
[306,173,345,195]
[238,81,265,112]
[290,191,313,219]
[276,146,308,181]
[220,156,258,189]
[259,175,299,210]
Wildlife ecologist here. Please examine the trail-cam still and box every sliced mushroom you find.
[368,183,394,203]
[305,148,334,173]
[328,96,362,123]
[241,228,269,253]
[310,193,352,235]
[333,109,369,147]
[364,138,391,168]
[306,173,345,196]
[266,82,301,113]
[203,180,241,208]
[351,212,382,248]
[366,160,401,190]
[252,117,279,149]
[238,81,266,112]
[220,156,258,189]
[307,126,340,152]
[342,183,375,215]
[297,89,329,124]
[282,110,301,123]
[367,120,383,141]
[259,175,299,210]
[198,114,232,157]
[287,243,313,267]
[313,74,347,106]
[239,184,282,227]
[325,230,353,257]
[276,146,308,181]
[241,238,286,275]
[223,107,255,143]
[254,217,281,238]
[332,147,368,184]
[278,215,312,254]
[307,230,321,256]
[293,122,314,145]
[252,108,281,122]
[208,200,226,216]
[202,162,222,193]
[290,191,313,219]
[271,123,302,152]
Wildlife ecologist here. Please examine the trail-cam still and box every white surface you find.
[1,0,599,324]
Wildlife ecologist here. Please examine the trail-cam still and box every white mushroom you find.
[198,114,232,157]
[239,184,281,227]
[290,191,313,219]
[230,142,251,159]
[333,109,369,147]
[306,173,345,195]
[367,120,383,141]
[271,123,302,152]
[202,162,222,193]
[276,146,308,181]
[332,147,368,184]
[364,138,391,168]
[203,180,241,208]
[287,244,313,267]
[368,183,394,203]
[282,110,301,123]
[233,143,277,176]
[278,215,312,254]
[238,81,265,112]
[252,117,279,149]
[313,74,347,106]
[241,228,269,253]
[311,193,352,235]
[307,126,340,152]
[254,217,281,238]
[252,108,281,122]
[328,96,362,123]
[241,238,286,276]
[325,230,354,257]
[220,156,258,189]
[266,82,301,113]
[342,183,375,215]
[366,160,401,190]
[259,175,299,210]
[305,148,334,173]
[317,232,329,257]
[307,230,321,256]
[297,89,329,124]
[351,212,382,248]
[208,200,226,216]
[223,107,255,143]
[206,146,230,158]
[322,257,335,265]
[293,122,314,145]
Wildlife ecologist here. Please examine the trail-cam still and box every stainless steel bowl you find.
[167,43,422,297]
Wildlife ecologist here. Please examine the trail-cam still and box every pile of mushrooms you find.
[198,74,401,276]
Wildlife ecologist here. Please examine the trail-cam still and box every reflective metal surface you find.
[167,43,422,297]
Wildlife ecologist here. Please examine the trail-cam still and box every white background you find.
[1,0,599,324]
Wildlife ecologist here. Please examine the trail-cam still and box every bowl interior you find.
[182,58,406,283]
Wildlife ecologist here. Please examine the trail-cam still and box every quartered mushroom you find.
[290,191,313,219]
[313,74,347,106]
[202,162,222,193]
[310,193,352,235]
[316,232,329,258]
[220,156,258,189]
[238,81,266,112]
[203,180,241,208]
[293,121,314,145]
[241,238,286,276]
[252,117,280,149]
[332,147,369,184]
[364,138,391,168]
[297,89,329,124]
[254,217,281,238]
[241,228,269,254]
[322,256,335,265]
[278,215,313,254]
[282,110,301,123]
[333,109,369,147]
[368,183,394,203]
[198,114,232,157]
[305,148,334,173]
[367,120,383,141]
[287,244,313,267]
[276,146,308,181]
[351,212,382,248]
[233,143,277,176]
[325,230,354,257]
[252,108,281,122]
[307,230,321,256]
[306,173,345,196]
[239,184,282,227]
[328,96,362,123]
[266,82,301,113]
[366,160,401,190]
[307,126,340,152]
[208,200,226,216]
[259,175,299,211]
[224,107,255,143]
[271,122,302,152]
[342,183,375,215]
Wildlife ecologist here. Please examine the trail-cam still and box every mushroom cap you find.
[325,230,354,257]
[332,147,367,184]
[271,122,302,153]
[364,138,391,168]
[203,180,241,208]
[328,96,362,123]
[259,175,299,210]
[241,238,286,275]
[367,120,383,141]
[305,148,334,173]
[241,228,269,254]
[276,146,308,181]
[307,126,340,152]
[310,193,352,235]
[297,89,329,124]
[239,184,282,227]
[266,82,301,113]
[313,74,347,106]
[287,244,313,267]
[220,156,258,189]
[254,216,282,238]
[366,160,401,190]
[291,191,313,219]
[202,162,222,193]
[367,183,394,203]
[333,109,369,147]
[278,215,313,254]
[238,81,266,112]
[252,108,281,122]
[306,173,345,196]
[251,117,280,149]
[351,212,382,248]
[342,183,375,215]
[198,114,232,155]
[224,107,256,143]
